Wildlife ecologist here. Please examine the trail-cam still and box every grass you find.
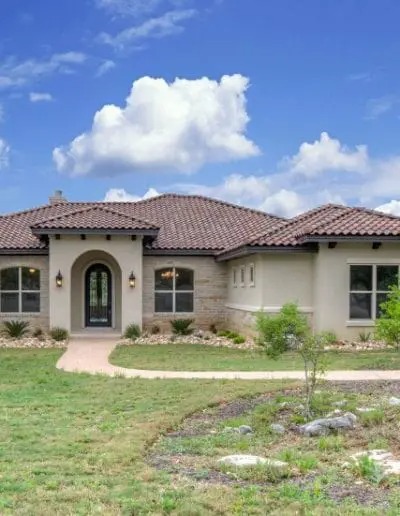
[110,343,400,371]
[0,348,294,514]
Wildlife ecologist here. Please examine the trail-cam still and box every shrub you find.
[320,330,337,345]
[49,327,69,341]
[359,409,384,427]
[150,324,160,335]
[256,303,309,357]
[232,335,246,344]
[32,327,43,338]
[352,455,385,485]
[2,320,30,339]
[217,330,230,338]
[375,285,400,348]
[209,323,218,334]
[170,319,194,336]
[124,323,141,341]
[358,331,372,343]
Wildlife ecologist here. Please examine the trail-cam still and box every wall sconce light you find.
[56,270,63,288]
[129,271,136,288]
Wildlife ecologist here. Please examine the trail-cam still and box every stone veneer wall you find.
[225,307,257,336]
[143,256,228,331]
[0,255,49,329]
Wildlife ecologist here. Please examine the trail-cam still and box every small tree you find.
[256,302,309,358]
[375,285,400,349]
[256,302,329,419]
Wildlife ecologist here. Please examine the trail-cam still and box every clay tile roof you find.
[0,194,284,252]
[31,205,158,232]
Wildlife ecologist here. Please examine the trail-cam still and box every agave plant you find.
[2,320,30,339]
[123,323,141,341]
[170,318,194,336]
[49,327,69,342]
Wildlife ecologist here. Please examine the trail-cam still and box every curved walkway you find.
[56,337,400,381]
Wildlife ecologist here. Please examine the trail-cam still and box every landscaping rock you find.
[388,396,400,406]
[351,449,400,475]
[300,412,357,437]
[270,423,285,435]
[356,407,375,413]
[332,400,347,407]
[0,337,67,348]
[217,454,288,468]
[238,425,253,435]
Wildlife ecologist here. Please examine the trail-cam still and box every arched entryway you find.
[85,263,112,327]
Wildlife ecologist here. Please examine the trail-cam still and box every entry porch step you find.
[70,329,121,340]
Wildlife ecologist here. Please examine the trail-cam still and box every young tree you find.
[256,302,329,418]
[375,285,400,349]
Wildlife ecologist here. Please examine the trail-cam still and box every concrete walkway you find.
[56,337,400,381]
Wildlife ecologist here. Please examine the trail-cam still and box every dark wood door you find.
[85,264,112,327]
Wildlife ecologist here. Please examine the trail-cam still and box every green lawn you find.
[110,343,400,371]
[0,348,290,515]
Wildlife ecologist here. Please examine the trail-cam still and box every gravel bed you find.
[0,337,67,348]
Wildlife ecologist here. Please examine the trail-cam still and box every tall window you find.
[349,264,398,320]
[233,267,237,287]
[155,268,194,313]
[249,263,255,287]
[0,267,40,313]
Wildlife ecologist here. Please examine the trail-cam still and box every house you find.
[0,190,399,340]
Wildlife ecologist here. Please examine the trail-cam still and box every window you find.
[155,267,194,313]
[240,266,245,287]
[249,263,255,286]
[349,264,398,320]
[233,267,237,287]
[0,267,40,313]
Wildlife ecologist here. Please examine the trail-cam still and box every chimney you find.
[49,190,67,205]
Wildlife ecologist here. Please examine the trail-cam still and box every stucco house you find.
[0,190,399,339]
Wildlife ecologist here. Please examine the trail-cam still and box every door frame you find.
[84,262,113,328]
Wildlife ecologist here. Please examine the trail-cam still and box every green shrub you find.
[256,303,309,357]
[170,319,194,336]
[32,327,44,339]
[124,323,141,341]
[359,409,384,427]
[232,335,246,344]
[2,320,30,339]
[318,435,344,452]
[352,455,385,485]
[49,327,69,341]
[320,330,337,345]
[358,331,372,343]
[375,285,400,348]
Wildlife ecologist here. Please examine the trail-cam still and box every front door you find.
[85,263,112,327]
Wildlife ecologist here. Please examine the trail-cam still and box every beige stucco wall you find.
[49,235,143,332]
[0,255,49,329]
[226,253,314,335]
[143,256,227,331]
[314,242,400,339]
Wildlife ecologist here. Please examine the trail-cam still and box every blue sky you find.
[1,0,400,216]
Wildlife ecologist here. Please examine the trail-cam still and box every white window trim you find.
[0,267,41,314]
[154,267,194,314]
[232,267,237,288]
[248,263,255,287]
[349,263,399,323]
[239,266,245,287]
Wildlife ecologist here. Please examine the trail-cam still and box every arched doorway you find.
[85,263,112,327]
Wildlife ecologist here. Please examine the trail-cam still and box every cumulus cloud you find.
[104,187,160,201]
[0,52,87,89]
[95,60,116,77]
[29,92,53,103]
[53,74,259,176]
[284,132,369,177]
[98,9,197,50]
[0,138,10,169]
[375,200,400,216]
[365,95,398,120]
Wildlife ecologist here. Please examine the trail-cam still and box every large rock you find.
[238,425,253,435]
[270,423,285,435]
[217,454,287,468]
[300,412,357,437]
[351,449,400,475]
[388,396,400,406]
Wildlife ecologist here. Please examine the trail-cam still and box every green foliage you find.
[256,303,309,358]
[358,409,384,427]
[318,435,344,452]
[123,323,141,341]
[49,327,69,341]
[217,330,230,337]
[32,327,44,339]
[352,455,385,485]
[375,285,400,348]
[358,331,372,343]
[320,330,337,345]
[2,320,30,339]
[170,318,194,335]
[232,335,246,344]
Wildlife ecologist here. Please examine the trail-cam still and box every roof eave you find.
[144,248,218,256]
[31,228,159,236]
[302,235,400,242]
[0,248,48,255]
[216,244,318,262]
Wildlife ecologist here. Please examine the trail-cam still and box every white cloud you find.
[53,74,259,176]
[96,60,116,77]
[98,9,197,50]
[285,132,369,177]
[0,52,87,89]
[95,0,164,17]
[104,187,160,201]
[375,200,400,216]
[29,92,53,103]
[365,95,398,120]
[0,104,4,123]
[0,138,10,169]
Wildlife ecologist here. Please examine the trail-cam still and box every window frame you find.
[154,267,194,314]
[0,266,41,314]
[248,263,255,287]
[240,266,245,287]
[232,267,237,288]
[349,264,399,321]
